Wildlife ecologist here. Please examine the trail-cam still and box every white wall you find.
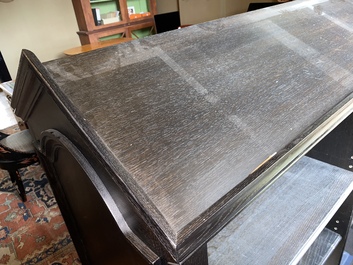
[0,0,80,79]
[156,0,278,27]
[179,0,277,25]
[156,0,178,14]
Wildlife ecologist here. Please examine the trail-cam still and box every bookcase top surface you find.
[41,0,353,249]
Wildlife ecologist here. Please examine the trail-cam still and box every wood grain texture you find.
[299,228,341,265]
[11,0,353,263]
[43,0,353,235]
[207,156,353,265]
[39,129,161,264]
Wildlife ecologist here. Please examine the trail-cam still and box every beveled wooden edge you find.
[174,91,353,261]
[64,37,134,55]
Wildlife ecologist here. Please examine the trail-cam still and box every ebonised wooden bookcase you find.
[11,0,353,264]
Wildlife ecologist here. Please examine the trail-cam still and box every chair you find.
[0,129,38,201]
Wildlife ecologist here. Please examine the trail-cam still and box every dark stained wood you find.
[298,228,342,265]
[207,156,353,264]
[37,129,162,265]
[307,112,353,172]
[11,0,353,263]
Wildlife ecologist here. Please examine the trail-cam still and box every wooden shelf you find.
[90,0,113,3]
[63,37,134,55]
[299,228,341,265]
[207,156,353,264]
[71,0,157,44]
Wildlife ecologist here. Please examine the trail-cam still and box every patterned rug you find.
[0,126,81,265]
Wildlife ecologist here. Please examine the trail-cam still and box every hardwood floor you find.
[0,90,17,130]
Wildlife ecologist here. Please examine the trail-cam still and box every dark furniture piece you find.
[0,51,11,83]
[247,2,282,11]
[0,129,38,201]
[11,0,353,264]
[154,11,181,33]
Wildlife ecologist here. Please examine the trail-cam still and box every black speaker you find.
[0,51,12,83]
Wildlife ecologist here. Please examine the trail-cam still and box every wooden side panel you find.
[38,130,160,265]
[307,113,353,172]
[71,0,95,32]
[12,50,176,265]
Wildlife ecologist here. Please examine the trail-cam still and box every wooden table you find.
[63,38,134,55]
[11,0,353,264]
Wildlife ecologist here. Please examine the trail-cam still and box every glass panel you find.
[127,0,151,19]
[99,33,125,41]
[131,27,153,39]
[90,0,121,26]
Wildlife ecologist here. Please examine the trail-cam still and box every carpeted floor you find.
[0,126,81,265]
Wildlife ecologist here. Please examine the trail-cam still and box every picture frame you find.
[128,6,135,15]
